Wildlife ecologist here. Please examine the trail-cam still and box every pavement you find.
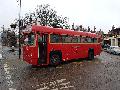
[0,44,3,59]
[0,46,120,90]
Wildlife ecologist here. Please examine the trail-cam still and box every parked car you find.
[112,47,120,55]
[106,46,120,55]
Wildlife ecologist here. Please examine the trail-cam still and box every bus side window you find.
[85,36,92,43]
[92,38,97,43]
[81,37,86,43]
[87,37,92,43]
[65,35,72,43]
[61,35,66,43]
[91,38,94,43]
[78,36,81,43]
[94,38,98,43]
[85,37,88,43]
[28,33,35,45]
[50,34,61,43]
[72,36,78,43]
[81,37,84,43]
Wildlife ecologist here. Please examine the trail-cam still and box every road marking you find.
[9,88,16,90]
[3,63,16,90]
[36,78,75,90]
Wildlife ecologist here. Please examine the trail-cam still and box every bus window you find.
[84,36,93,43]
[72,36,78,43]
[61,35,71,43]
[64,35,72,43]
[87,37,92,43]
[24,33,35,45]
[81,37,83,43]
[50,34,61,43]
[61,35,66,43]
[78,36,81,43]
[91,38,98,43]
[94,38,98,43]
[24,35,28,45]
[38,34,43,43]
[81,37,86,43]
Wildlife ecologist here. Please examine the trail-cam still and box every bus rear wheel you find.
[88,50,94,60]
[50,53,61,66]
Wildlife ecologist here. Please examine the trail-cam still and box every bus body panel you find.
[23,46,38,65]
[48,43,101,62]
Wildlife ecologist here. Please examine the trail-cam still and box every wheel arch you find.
[49,50,62,61]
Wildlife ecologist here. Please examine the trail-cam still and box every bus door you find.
[38,34,48,64]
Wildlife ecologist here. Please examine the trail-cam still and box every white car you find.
[112,47,120,55]
[107,46,120,55]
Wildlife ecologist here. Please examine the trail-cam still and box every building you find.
[104,27,120,46]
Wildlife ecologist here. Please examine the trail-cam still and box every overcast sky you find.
[0,0,120,33]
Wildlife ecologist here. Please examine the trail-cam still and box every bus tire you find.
[50,52,62,66]
[88,49,94,60]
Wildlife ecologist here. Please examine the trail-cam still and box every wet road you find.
[0,47,120,90]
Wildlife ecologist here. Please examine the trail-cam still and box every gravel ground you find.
[0,47,120,90]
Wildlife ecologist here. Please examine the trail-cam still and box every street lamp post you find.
[18,0,21,59]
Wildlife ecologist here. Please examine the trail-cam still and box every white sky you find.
[0,0,120,33]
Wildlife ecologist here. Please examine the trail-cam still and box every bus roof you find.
[30,25,100,38]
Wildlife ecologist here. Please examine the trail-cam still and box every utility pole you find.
[18,0,21,59]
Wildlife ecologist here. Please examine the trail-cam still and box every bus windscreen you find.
[24,33,35,45]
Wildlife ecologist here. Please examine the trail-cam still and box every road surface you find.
[0,47,120,90]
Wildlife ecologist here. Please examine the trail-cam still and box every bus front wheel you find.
[50,53,61,66]
[88,50,94,60]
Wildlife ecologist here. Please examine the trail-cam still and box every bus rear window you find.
[24,33,35,45]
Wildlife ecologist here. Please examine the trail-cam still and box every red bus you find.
[22,25,102,66]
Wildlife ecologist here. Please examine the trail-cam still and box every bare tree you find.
[88,26,90,32]
[1,29,17,47]
[13,4,70,29]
